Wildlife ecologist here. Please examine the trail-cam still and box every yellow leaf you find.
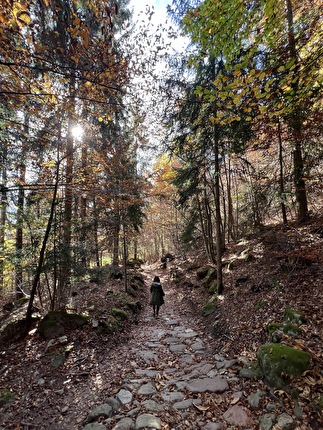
[42,160,56,168]
[193,403,209,412]
[98,117,103,122]
[70,55,79,65]
[233,96,241,105]
[278,65,285,72]
[17,11,31,26]
[231,397,240,405]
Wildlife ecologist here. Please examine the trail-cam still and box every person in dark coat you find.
[149,276,165,317]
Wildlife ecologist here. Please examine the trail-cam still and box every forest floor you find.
[0,214,322,429]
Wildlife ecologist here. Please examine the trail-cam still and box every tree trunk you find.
[277,120,288,224]
[214,138,224,294]
[285,0,308,222]
[0,145,7,290]
[80,193,87,267]
[59,80,75,304]
[211,57,224,294]
[133,237,138,260]
[112,213,120,266]
[203,185,216,263]
[24,160,60,336]
[196,192,213,263]
[80,146,87,268]
[122,219,128,292]
[224,155,236,241]
[93,197,100,267]
[15,162,26,299]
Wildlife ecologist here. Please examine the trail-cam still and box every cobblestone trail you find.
[81,272,283,430]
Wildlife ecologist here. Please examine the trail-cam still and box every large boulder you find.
[257,343,311,388]
[196,266,213,281]
[38,311,88,340]
[283,306,306,324]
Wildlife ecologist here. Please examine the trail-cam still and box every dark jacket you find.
[149,282,165,306]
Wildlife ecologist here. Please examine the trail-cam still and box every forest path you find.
[77,265,254,429]
[1,265,255,429]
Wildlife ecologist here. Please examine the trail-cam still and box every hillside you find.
[0,215,322,429]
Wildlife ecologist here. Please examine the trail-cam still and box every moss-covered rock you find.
[170,269,184,284]
[111,308,128,320]
[183,261,199,271]
[283,306,306,324]
[267,323,302,342]
[88,266,109,284]
[0,388,15,407]
[257,343,311,388]
[0,319,26,345]
[126,286,137,297]
[129,282,138,291]
[203,269,217,286]
[208,283,218,294]
[202,297,217,316]
[196,266,213,281]
[128,273,145,291]
[254,300,268,312]
[13,296,29,309]
[98,316,120,334]
[38,311,88,340]
[126,301,141,313]
[130,273,145,285]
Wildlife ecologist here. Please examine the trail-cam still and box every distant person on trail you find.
[149,276,165,317]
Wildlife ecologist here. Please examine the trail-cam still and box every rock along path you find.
[80,270,296,430]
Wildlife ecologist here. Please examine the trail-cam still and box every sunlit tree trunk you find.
[15,113,28,299]
[15,163,25,299]
[80,145,87,267]
[59,118,74,304]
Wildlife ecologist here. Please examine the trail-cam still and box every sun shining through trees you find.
[0,0,322,327]
[71,124,84,140]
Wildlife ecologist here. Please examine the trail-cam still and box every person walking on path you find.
[149,276,165,317]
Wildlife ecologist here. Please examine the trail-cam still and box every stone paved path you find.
[81,273,258,429]
[80,271,298,430]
